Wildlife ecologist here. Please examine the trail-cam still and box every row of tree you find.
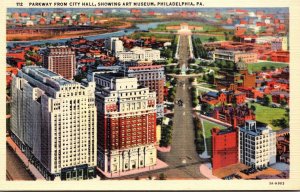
[191,87,199,108]
[159,125,173,147]
[192,36,209,59]
[193,117,205,154]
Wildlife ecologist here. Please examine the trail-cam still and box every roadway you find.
[6,145,34,180]
[158,34,205,178]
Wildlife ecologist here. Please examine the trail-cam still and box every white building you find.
[238,120,276,169]
[116,47,161,62]
[11,66,97,180]
[94,74,157,174]
[105,37,124,54]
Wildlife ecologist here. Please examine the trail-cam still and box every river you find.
[7,22,170,47]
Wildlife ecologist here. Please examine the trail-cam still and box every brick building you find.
[215,61,256,91]
[213,104,255,128]
[200,91,226,105]
[201,90,246,106]
[121,61,165,118]
[94,74,157,174]
[211,127,238,171]
[42,46,76,80]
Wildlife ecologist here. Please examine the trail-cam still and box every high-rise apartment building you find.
[94,74,157,174]
[11,66,97,180]
[42,46,76,80]
[238,120,276,169]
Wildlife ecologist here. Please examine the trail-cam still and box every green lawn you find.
[247,62,288,72]
[251,103,287,131]
[202,119,226,138]
[193,35,225,43]
[202,119,226,156]
[128,32,175,40]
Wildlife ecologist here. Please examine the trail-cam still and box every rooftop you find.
[22,66,75,86]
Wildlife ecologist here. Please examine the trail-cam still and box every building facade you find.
[213,104,255,128]
[211,127,238,171]
[120,62,165,118]
[116,47,160,62]
[238,120,276,169]
[105,37,124,55]
[42,46,76,80]
[11,66,97,180]
[213,50,257,63]
[94,74,157,174]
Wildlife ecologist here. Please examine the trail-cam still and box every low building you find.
[213,50,257,63]
[116,47,160,62]
[238,120,276,169]
[213,104,255,128]
[215,61,256,91]
[200,91,226,105]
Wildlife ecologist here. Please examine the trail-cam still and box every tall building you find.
[120,61,165,118]
[94,74,157,174]
[11,66,97,180]
[105,37,124,55]
[116,47,160,62]
[211,127,238,171]
[238,120,276,169]
[42,46,76,80]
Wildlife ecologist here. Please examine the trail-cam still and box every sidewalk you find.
[6,136,46,180]
[199,114,231,128]
[97,159,168,178]
[199,163,221,180]
[156,146,171,153]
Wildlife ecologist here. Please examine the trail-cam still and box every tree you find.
[262,66,267,72]
[220,60,226,68]
[227,61,234,69]
[159,173,167,180]
[201,103,213,114]
[208,37,217,42]
[262,95,271,106]
[161,48,172,58]
[207,73,215,84]
[270,66,276,71]
[188,58,196,63]
[250,105,256,112]
[189,77,195,83]
[280,99,288,108]
[193,99,199,107]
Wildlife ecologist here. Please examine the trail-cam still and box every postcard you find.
[1,0,300,190]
